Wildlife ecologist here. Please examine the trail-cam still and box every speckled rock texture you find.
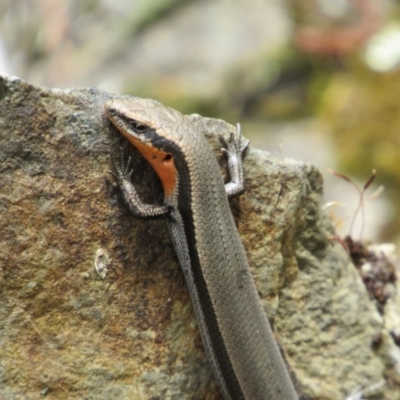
[0,74,399,399]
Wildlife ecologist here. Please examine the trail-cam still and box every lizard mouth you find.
[105,102,152,144]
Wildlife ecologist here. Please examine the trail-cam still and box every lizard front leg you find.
[220,123,250,198]
[113,152,170,219]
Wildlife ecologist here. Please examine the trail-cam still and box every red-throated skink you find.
[105,98,298,400]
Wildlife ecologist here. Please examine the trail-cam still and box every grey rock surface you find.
[0,74,399,399]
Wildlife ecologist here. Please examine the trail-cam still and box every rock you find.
[0,74,398,399]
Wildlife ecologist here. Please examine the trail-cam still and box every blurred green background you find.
[1,0,399,253]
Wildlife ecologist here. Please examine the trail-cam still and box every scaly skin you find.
[105,98,298,400]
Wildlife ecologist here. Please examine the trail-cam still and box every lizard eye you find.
[130,121,148,134]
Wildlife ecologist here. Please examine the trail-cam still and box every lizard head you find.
[105,98,185,145]
[105,98,185,198]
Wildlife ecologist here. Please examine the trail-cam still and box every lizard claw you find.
[124,156,133,179]
[236,123,250,154]
[112,148,133,183]
[219,123,249,158]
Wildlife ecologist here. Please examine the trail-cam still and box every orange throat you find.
[126,137,177,198]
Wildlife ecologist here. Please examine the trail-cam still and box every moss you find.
[318,62,400,239]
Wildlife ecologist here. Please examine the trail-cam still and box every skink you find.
[105,98,298,400]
